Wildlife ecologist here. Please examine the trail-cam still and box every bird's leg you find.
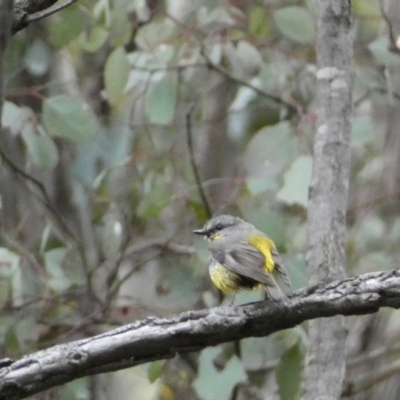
[230,290,238,306]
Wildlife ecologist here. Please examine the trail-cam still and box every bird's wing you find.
[271,248,291,287]
[210,242,276,287]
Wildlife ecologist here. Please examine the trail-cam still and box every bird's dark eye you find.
[215,223,223,231]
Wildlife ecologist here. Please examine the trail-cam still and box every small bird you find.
[193,215,290,301]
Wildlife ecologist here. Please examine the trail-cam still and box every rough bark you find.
[302,1,354,399]
[0,0,13,118]
[0,270,399,400]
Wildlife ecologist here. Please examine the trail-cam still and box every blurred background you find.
[1,0,400,399]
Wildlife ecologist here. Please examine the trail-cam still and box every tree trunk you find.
[301,1,354,399]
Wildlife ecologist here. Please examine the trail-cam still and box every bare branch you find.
[12,0,77,34]
[25,0,77,24]
[200,48,302,117]
[0,270,400,400]
[0,147,80,244]
[343,358,400,396]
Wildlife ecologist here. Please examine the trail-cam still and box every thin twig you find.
[0,147,78,244]
[348,344,400,367]
[165,11,302,117]
[343,359,400,396]
[185,105,213,218]
[200,48,302,116]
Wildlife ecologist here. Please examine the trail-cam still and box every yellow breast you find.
[208,259,262,294]
[209,261,238,293]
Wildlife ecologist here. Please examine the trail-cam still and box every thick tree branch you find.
[0,270,399,400]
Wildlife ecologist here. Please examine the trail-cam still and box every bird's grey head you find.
[193,215,245,239]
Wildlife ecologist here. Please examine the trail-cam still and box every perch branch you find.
[1,270,400,400]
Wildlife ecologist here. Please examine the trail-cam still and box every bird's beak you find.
[193,228,207,236]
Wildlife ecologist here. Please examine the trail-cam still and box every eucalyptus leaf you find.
[44,248,71,293]
[249,6,270,37]
[194,348,247,400]
[276,343,304,400]
[145,73,177,125]
[148,360,165,383]
[369,36,400,66]
[244,121,297,179]
[104,47,130,104]
[48,5,86,47]
[277,156,313,208]
[274,7,315,44]
[353,0,381,17]
[21,124,59,169]
[24,39,51,76]
[42,95,98,143]
[2,102,32,135]
[5,324,20,354]
[0,280,9,311]
[79,25,108,52]
[351,116,374,145]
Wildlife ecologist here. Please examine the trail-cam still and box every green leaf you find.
[368,36,400,66]
[241,337,278,370]
[274,7,315,44]
[24,39,51,77]
[79,25,108,52]
[244,121,297,180]
[135,19,176,49]
[21,124,59,169]
[276,343,304,400]
[15,317,39,351]
[0,280,9,311]
[148,360,166,383]
[194,348,247,400]
[44,248,71,292]
[2,102,32,135]
[0,247,20,279]
[277,155,313,207]
[104,47,130,104]
[235,40,264,76]
[246,177,278,194]
[5,324,20,354]
[136,175,169,218]
[159,260,202,308]
[353,0,381,17]
[356,214,385,247]
[249,6,270,37]
[48,5,87,47]
[42,95,98,143]
[59,378,90,400]
[145,73,177,125]
[101,209,123,258]
[351,116,374,145]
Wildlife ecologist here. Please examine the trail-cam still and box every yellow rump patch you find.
[247,235,276,273]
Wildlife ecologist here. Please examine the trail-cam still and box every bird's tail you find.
[264,275,287,301]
